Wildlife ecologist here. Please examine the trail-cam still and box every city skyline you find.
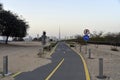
[1,0,120,38]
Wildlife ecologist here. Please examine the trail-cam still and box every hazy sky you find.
[1,0,120,38]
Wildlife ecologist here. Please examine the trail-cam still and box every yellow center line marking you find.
[12,72,22,78]
[45,58,64,80]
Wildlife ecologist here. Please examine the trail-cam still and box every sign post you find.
[83,29,90,54]
[84,29,90,35]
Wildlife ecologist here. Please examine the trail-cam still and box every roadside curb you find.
[12,72,22,78]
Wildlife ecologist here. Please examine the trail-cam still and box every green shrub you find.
[111,48,119,51]
[70,44,75,47]
[44,46,51,51]
[43,42,57,51]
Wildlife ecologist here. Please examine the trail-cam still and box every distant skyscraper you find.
[59,27,61,41]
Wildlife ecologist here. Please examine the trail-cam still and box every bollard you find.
[3,56,8,75]
[88,49,91,59]
[3,56,11,76]
[97,58,106,79]
[85,41,87,54]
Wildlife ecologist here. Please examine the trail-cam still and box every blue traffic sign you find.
[83,35,89,41]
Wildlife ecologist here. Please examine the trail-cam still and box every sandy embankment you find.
[0,42,51,80]
[73,44,120,80]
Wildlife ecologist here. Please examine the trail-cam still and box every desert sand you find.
[1,42,120,80]
[0,41,51,80]
[74,44,120,80]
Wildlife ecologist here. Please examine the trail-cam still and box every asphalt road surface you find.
[14,42,87,80]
